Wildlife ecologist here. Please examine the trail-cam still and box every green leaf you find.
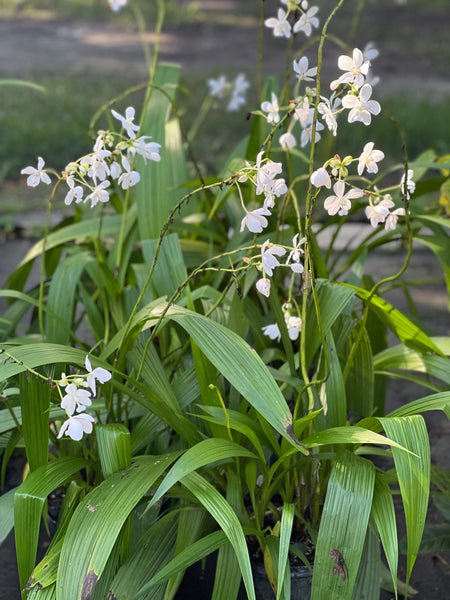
[135,530,229,597]
[319,333,347,428]
[351,524,380,600]
[15,457,88,591]
[57,454,181,600]
[14,215,125,269]
[311,451,375,599]
[136,64,181,239]
[165,305,306,453]
[150,438,256,508]
[343,284,445,357]
[96,424,131,479]
[212,542,242,600]
[141,233,187,299]
[306,280,356,368]
[26,537,63,591]
[345,325,374,418]
[108,512,179,600]
[415,223,450,309]
[19,371,50,473]
[302,426,412,453]
[371,473,398,597]
[277,503,295,600]
[413,523,450,553]
[180,471,255,600]
[379,416,430,585]
[0,344,90,382]
[45,251,93,345]
[0,487,16,545]
[386,391,450,418]
[374,342,450,387]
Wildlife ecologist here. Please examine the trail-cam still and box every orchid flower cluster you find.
[265,1,319,39]
[21,106,161,208]
[233,41,413,348]
[244,235,305,300]
[207,73,250,112]
[56,356,111,441]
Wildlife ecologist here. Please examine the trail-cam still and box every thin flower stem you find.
[300,0,346,413]
[39,179,62,340]
[258,1,265,101]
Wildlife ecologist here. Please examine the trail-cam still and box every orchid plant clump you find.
[1,1,450,600]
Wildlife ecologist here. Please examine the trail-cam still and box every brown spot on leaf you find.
[81,570,98,600]
[107,591,118,600]
[86,503,96,512]
[25,577,35,590]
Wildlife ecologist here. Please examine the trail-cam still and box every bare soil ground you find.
[0,1,449,598]
[0,1,449,96]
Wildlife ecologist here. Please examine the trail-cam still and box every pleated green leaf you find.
[136,64,181,239]
[345,325,374,418]
[108,512,179,600]
[150,438,256,508]
[415,221,450,308]
[135,530,229,597]
[14,457,88,591]
[320,333,346,428]
[277,503,295,600]
[96,424,131,479]
[379,416,430,585]
[57,454,181,600]
[311,451,375,599]
[0,487,16,545]
[302,426,411,453]
[414,523,450,553]
[141,233,187,299]
[19,371,50,473]
[27,584,57,600]
[371,473,398,598]
[305,280,356,368]
[165,305,305,453]
[0,344,90,382]
[387,391,450,418]
[374,343,450,387]
[45,251,93,345]
[212,542,242,600]
[345,284,445,357]
[26,537,63,591]
[15,215,124,268]
[351,524,380,600]
[180,471,255,600]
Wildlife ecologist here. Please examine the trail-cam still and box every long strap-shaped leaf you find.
[164,305,307,454]
[379,415,430,587]
[311,451,375,599]
[56,454,181,600]
[180,471,256,600]
[149,438,256,508]
[371,472,398,598]
[14,457,88,591]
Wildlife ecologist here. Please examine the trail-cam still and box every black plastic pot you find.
[174,554,312,599]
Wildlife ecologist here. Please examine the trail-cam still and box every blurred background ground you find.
[0,0,449,598]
